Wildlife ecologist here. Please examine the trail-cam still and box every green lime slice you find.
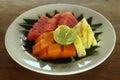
[54,25,77,45]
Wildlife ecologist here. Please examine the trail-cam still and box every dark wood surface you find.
[0,0,120,80]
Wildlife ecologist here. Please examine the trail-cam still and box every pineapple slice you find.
[73,35,86,57]
[74,18,97,57]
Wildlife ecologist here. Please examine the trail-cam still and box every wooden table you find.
[0,0,120,80]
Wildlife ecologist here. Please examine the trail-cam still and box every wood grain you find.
[0,0,120,80]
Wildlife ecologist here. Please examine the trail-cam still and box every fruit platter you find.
[5,4,116,75]
[20,10,102,63]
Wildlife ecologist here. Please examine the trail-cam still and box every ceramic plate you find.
[5,4,116,75]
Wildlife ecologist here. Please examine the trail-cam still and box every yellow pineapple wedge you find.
[74,18,97,57]
[74,35,86,57]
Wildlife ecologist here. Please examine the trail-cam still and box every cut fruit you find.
[73,35,86,57]
[33,31,77,60]
[59,12,78,27]
[62,45,76,58]
[48,44,62,59]
[73,18,98,57]
[74,18,97,49]
[54,25,77,45]
[32,41,41,56]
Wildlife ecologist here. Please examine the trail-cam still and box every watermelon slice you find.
[59,12,78,28]
[27,28,40,40]
[27,16,50,40]
[27,12,78,40]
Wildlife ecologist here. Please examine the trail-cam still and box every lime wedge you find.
[54,25,77,45]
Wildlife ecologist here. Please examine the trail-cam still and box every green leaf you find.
[87,17,93,26]
[92,27,97,31]
[86,46,99,56]
[94,31,103,38]
[20,30,29,37]
[94,31,103,35]
[22,39,35,54]
[46,13,52,18]
[42,58,72,64]
[92,23,102,28]
[38,16,41,19]
[96,38,101,42]
[19,23,33,30]
[72,12,74,16]
[23,19,37,24]
[54,10,59,15]
[71,57,76,62]
[73,56,84,61]
[77,14,83,21]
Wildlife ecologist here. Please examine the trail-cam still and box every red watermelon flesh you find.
[38,16,50,26]
[44,18,57,32]
[59,12,78,28]
[27,16,50,40]
[33,16,50,33]
[44,14,61,32]
[53,14,61,20]
[27,12,78,40]
[32,22,44,34]
[27,28,40,40]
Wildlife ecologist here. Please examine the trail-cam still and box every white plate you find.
[5,4,116,75]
